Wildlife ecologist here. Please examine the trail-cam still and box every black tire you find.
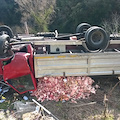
[76,23,91,33]
[85,26,109,51]
[0,25,14,38]
[0,35,10,57]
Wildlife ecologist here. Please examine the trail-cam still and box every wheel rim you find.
[90,31,104,45]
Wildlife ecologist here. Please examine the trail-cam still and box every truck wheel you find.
[85,26,109,51]
[0,25,14,38]
[76,23,91,33]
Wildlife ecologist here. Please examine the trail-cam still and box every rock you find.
[14,101,36,114]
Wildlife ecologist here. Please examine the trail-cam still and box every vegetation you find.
[0,0,120,33]
[51,0,120,33]
[0,0,21,26]
[15,0,55,33]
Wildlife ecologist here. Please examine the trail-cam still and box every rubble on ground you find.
[14,101,36,114]
[32,76,98,102]
[13,100,56,120]
[22,112,55,120]
[0,110,17,120]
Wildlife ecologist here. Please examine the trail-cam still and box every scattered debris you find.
[13,99,58,120]
[32,76,97,102]
[22,111,55,120]
[0,88,2,92]
[0,110,17,120]
[13,93,19,101]
[23,96,28,101]
[0,99,5,103]
[0,81,10,103]
[32,99,58,120]
[14,101,36,114]
[69,101,96,108]
[1,88,9,95]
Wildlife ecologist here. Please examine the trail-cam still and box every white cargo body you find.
[34,52,120,78]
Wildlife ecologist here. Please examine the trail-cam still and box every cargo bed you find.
[34,52,120,77]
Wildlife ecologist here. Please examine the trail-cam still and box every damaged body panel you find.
[3,52,37,94]
[0,37,37,94]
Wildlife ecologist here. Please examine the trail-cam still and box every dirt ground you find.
[41,76,120,120]
[0,75,120,120]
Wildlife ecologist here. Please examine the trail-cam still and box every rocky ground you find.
[0,75,120,120]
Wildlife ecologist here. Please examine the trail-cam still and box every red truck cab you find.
[0,37,37,94]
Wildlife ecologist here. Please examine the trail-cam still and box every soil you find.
[0,75,120,120]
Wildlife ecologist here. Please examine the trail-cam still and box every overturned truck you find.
[0,23,120,94]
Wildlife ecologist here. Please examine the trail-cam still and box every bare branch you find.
[102,13,120,36]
